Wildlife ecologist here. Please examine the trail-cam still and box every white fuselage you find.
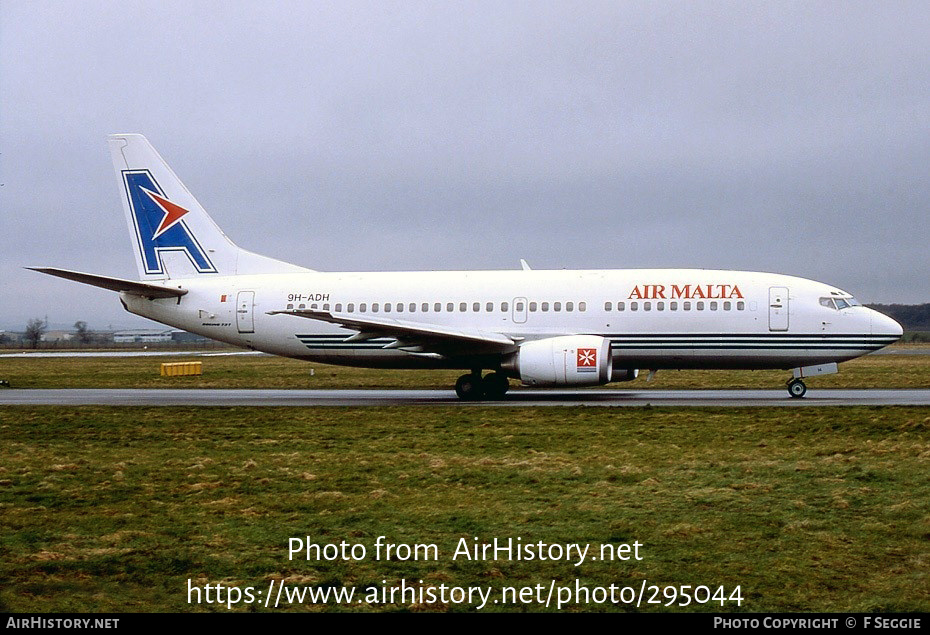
[121,268,902,373]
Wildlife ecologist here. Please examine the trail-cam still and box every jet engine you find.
[502,335,615,387]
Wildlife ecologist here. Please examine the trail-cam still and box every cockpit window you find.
[820,296,858,310]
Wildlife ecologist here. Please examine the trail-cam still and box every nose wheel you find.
[787,378,807,398]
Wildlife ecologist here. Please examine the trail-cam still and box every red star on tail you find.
[143,188,190,239]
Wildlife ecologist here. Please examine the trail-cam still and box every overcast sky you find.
[1,1,928,330]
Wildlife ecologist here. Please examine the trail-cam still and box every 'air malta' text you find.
[628,284,744,300]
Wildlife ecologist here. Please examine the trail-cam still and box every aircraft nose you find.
[870,309,903,339]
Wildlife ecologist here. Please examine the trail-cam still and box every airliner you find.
[30,134,903,399]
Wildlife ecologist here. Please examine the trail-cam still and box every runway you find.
[2,388,930,406]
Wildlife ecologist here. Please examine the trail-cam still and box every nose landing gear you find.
[785,362,837,398]
[787,378,807,398]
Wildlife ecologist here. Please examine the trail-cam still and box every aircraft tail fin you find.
[108,134,310,280]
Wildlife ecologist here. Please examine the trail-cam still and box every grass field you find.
[2,403,929,612]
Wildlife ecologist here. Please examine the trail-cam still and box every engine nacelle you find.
[504,335,613,387]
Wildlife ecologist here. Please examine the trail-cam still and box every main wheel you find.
[481,372,510,400]
[455,374,484,400]
[787,379,807,398]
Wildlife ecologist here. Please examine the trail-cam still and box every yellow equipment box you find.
[160,361,203,377]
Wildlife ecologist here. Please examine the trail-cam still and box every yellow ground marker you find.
[160,361,203,377]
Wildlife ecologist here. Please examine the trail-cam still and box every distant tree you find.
[25,318,47,349]
[867,303,930,331]
[74,320,92,344]
[0,332,9,345]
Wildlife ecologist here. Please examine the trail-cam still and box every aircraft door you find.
[512,297,528,324]
[768,287,789,331]
[236,290,255,333]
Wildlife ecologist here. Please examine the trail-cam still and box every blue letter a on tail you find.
[122,169,217,275]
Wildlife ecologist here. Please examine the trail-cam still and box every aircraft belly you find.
[613,346,877,370]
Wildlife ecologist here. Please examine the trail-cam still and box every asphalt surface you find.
[2,388,930,407]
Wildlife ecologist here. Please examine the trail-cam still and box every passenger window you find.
[737,301,745,311]
[566,302,574,311]
[287,303,294,309]
[447,303,454,312]
[618,302,625,311]
[579,302,586,312]
[516,302,525,311]
[501,302,509,311]
[696,302,704,310]
[434,303,441,312]
[360,303,367,312]
[460,302,467,312]
[298,303,306,309]
[396,303,403,312]
[605,301,612,311]
[335,303,342,312]
[409,303,416,312]
[670,301,677,311]
[710,301,718,311]
[554,302,561,312]
[683,301,691,311]
[657,302,664,311]
[310,303,318,309]
[486,302,493,312]
[473,302,480,312]
[384,303,391,312]
[347,303,354,312]
[644,302,651,311]
[541,302,549,312]
[724,301,731,311]
[372,303,379,312]
[529,302,538,312]
[422,303,429,312]
[323,303,330,311]
[631,302,638,311]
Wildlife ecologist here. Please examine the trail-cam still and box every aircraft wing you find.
[267,308,519,356]
[27,267,188,299]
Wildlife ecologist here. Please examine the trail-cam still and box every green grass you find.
[2,406,928,612]
[3,347,930,390]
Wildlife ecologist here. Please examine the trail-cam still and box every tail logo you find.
[122,169,217,275]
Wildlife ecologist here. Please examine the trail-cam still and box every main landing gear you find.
[787,378,807,399]
[455,371,510,400]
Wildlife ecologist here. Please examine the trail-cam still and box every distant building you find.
[41,330,75,343]
[113,329,175,343]
[170,330,210,343]
[112,328,209,343]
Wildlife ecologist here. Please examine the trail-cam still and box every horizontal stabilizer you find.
[26,267,187,299]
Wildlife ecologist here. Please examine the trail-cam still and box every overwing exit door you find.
[512,297,528,324]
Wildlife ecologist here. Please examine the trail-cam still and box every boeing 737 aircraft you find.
[31,134,903,399]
